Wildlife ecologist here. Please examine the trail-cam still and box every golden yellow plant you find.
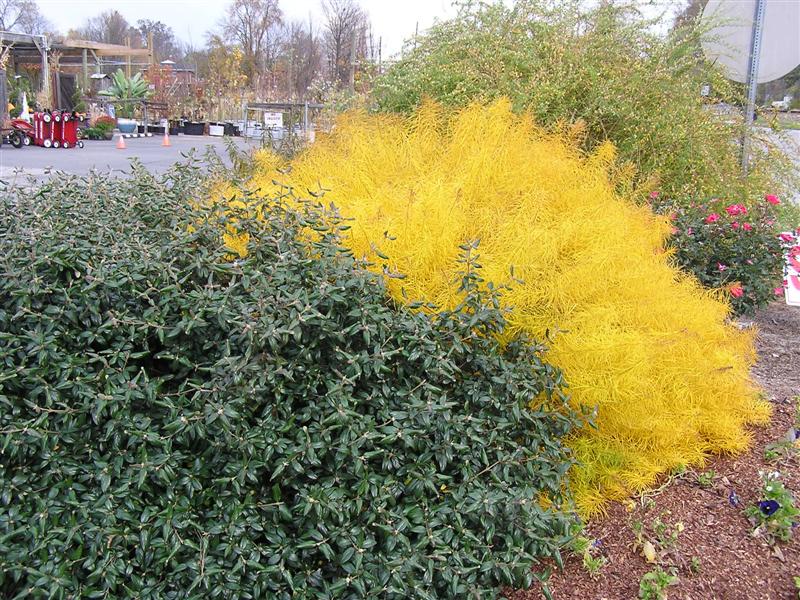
[241,99,770,516]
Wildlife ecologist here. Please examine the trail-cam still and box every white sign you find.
[263,111,283,129]
[701,0,800,84]
[784,232,800,307]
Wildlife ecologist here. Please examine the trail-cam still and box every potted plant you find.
[99,69,151,134]
[80,115,117,140]
[168,119,182,136]
[184,120,206,136]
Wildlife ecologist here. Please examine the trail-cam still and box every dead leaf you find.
[642,540,657,563]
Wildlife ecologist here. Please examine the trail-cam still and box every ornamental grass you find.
[239,100,770,516]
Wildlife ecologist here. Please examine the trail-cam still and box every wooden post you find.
[40,36,50,108]
[55,70,62,108]
[125,36,132,79]
[0,68,8,122]
[82,48,88,92]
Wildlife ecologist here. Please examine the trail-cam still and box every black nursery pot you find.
[169,126,181,136]
[184,121,206,136]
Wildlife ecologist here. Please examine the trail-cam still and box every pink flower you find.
[731,222,739,230]
[670,226,678,235]
[766,219,775,226]
[765,194,780,205]
[730,284,744,298]
[774,287,784,296]
[669,212,678,221]
[649,191,660,199]
[780,233,795,243]
[742,223,753,232]
[687,227,694,235]
[745,259,753,265]
[725,204,747,216]
[717,263,728,271]
[705,213,720,224]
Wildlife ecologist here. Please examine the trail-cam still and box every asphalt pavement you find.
[0,134,259,181]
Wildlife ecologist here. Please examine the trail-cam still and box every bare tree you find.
[322,0,370,88]
[69,10,139,46]
[282,19,322,99]
[137,19,182,62]
[0,0,51,35]
[223,0,283,93]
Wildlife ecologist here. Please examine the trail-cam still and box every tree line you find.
[0,0,378,100]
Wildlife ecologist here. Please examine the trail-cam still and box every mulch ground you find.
[508,301,800,600]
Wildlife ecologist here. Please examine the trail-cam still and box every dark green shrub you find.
[81,126,106,140]
[0,165,583,598]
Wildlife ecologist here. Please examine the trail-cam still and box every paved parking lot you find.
[0,135,259,180]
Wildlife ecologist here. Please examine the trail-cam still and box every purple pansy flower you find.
[759,500,780,516]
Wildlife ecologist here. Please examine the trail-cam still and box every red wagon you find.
[49,111,63,148]
[53,111,84,148]
[33,111,53,147]
[32,111,85,148]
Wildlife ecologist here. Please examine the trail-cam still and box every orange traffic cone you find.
[162,130,171,147]
[116,133,126,149]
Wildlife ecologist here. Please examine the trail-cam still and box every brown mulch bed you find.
[508,302,800,600]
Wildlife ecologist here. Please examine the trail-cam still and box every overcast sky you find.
[35,0,460,58]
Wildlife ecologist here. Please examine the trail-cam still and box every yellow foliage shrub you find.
[244,100,770,516]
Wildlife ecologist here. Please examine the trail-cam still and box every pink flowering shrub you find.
[653,194,789,315]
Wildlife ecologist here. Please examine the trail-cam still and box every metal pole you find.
[741,0,766,175]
